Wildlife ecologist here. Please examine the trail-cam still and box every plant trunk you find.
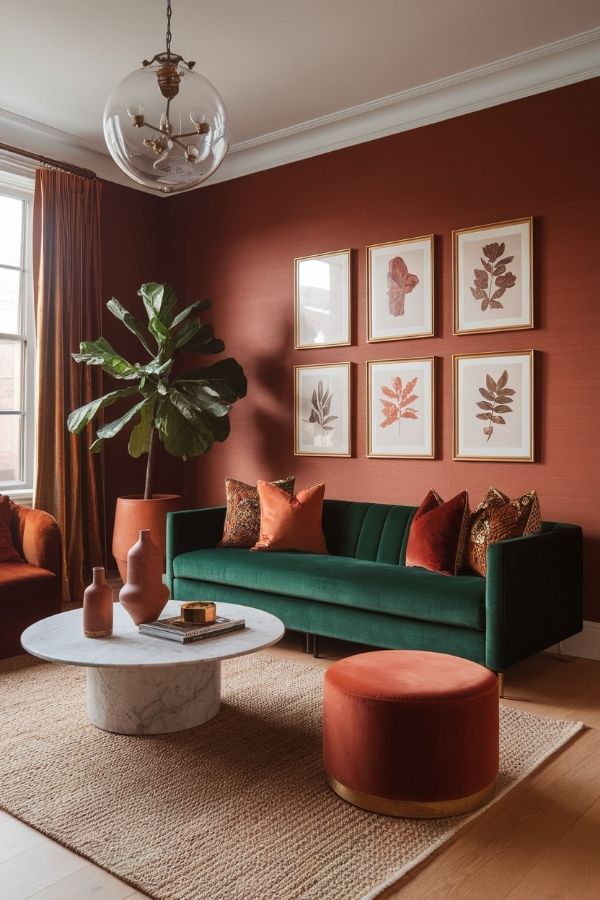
[144,428,158,500]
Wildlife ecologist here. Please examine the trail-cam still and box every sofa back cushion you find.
[322,500,415,564]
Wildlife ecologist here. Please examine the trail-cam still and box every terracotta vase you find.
[112,494,181,581]
[119,529,170,626]
[83,567,113,638]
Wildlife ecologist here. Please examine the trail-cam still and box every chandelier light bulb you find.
[103,1,229,193]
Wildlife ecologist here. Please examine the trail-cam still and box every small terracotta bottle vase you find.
[83,567,113,638]
[119,529,170,626]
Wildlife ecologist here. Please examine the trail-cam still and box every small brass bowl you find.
[181,601,217,624]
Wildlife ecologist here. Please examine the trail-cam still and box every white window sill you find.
[2,489,33,507]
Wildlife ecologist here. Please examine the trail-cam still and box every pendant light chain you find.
[166,1,172,58]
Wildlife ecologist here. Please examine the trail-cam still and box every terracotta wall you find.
[99,180,184,555]
[161,78,599,619]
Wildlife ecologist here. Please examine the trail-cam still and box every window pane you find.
[0,340,23,409]
[0,195,23,267]
[0,268,20,334]
[0,413,22,482]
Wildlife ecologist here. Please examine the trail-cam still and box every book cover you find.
[139,615,245,643]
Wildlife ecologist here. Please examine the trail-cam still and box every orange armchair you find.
[1,502,62,658]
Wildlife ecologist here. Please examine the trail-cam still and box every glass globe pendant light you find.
[103,0,228,193]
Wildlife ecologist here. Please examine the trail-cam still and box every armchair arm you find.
[166,506,226,592]
[10,503,62,579]
[485,523,583,672]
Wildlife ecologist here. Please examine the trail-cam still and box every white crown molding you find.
[208,27,600,187]
[1,28,598,196]
[0,108,157,194]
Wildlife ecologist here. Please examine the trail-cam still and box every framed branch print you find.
[294,363,351,457]
[294,249,351,349]
[453,217,533,335]
[367,235,434,342]
[453,351,534,461]
[367,357,434,458]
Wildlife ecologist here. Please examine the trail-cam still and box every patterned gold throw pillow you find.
[219,476,295,548]
[467,487,542,576]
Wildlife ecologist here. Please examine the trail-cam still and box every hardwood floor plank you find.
[0,814,46,864]
[28,863,143,900]
[0,841,88,900]
[505,794,600,900]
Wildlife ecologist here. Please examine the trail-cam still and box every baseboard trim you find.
[547,621,600,661]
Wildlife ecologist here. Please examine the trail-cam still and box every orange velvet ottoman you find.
[323,650,499,818]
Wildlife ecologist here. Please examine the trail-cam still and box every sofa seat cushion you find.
[173,549,486,631]
[0,561,58,594]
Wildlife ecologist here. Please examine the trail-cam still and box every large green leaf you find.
[155,398,215,459]
[170,298,210,330]
[72,338,139,380]
[67,387,139,434]
[172,382,230,418]
[184,326,225,355]
[205,410,230,443]
[128,396,157,457]
[136,357,173,378]
[175,358,247,403]
[96,398,147,440]
[106,298,154,356]
[138,282,178,327]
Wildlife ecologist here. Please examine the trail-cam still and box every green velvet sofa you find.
[165,499,583,675]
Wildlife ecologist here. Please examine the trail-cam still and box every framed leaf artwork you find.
[453,350,534,461]
[453,217,533,335]
[367,235,434,342]
[367,357,435,458]
[294,363,351,457]
[294,249,351,349]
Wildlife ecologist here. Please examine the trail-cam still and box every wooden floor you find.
[2,635,599,900]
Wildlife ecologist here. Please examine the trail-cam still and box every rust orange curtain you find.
[32,169,104,603]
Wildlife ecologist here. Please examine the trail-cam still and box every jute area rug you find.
[0,654,583,900]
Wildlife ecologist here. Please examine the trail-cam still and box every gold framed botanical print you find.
[294,249,351,349]
[453,217,533,335]
[367,235,434,342]
[294,363,352,457]
[367,357,435,458]
[453,350,534,461]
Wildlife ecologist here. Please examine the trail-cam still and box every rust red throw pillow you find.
[0,495,21,563]
[251,481,328,554]
[406,490,470,576]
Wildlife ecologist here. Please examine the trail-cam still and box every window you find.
[0,172,35,495]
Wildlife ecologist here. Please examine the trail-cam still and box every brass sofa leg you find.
[497,672,505,698]
[313,635,320,659]
[305,633,313,654]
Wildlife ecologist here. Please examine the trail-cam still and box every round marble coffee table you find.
[21,601,284,736]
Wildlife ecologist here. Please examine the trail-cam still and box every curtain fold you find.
[33,169,104,603]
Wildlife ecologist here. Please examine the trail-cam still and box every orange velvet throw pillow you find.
[0,495,21,563]
[405,489,470,576]
[251,481,328,554]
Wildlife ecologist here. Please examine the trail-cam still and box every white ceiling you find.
[1,0,599,190]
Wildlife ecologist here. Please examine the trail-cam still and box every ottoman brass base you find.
[326,773,496,819]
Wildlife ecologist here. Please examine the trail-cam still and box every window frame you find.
[0,171,36,497]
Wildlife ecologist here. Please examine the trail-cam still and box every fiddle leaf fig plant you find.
[67,282,247,498]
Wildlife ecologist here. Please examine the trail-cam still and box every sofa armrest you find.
[10,503,62,579]
[166,507,226,591]
[485,523,583,672]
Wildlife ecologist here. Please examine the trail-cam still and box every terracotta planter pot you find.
[112,494,181,581]
[119,529,170,625]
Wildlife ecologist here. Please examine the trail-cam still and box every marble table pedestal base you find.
[86,660,221,735]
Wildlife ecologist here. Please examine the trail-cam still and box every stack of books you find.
[139,614,245,644]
